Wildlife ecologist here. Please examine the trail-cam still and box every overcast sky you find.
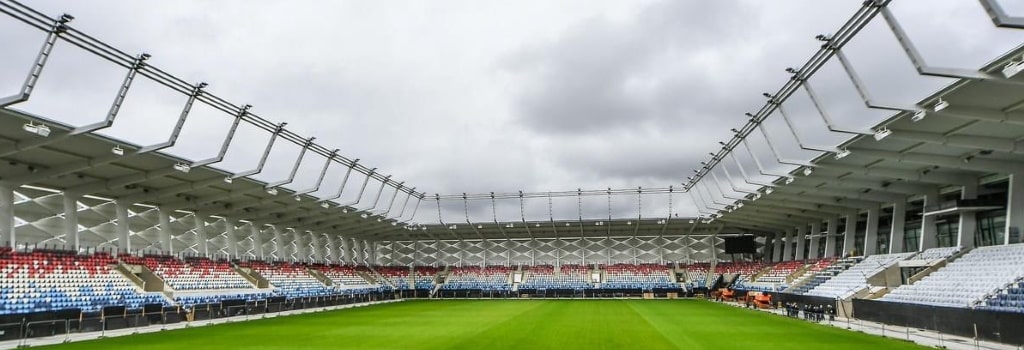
[2,0,1022,224]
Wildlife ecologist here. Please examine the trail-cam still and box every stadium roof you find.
[1,0,1023,243]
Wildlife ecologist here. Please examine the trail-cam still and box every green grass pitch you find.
[39,299,926,350]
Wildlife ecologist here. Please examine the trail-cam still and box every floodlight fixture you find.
[933,98,949,112]
[785,177,795,185]
[173,162,190,173]
[565,223,571,227]
[762,92,772,98]
[391,222,397,226]
[765,187,774,195]
[736,202,744,208]
[197,82,209,89]
[802,167,813,176]
[785,67,799,74]
[361,213,369,219]
[873,127,892,141]
[265,187,278,195]
[294,196,301,202]
[139,53,152,61]
[342,208,349,213]
[22,122,50,137]
[477,224,482,229]
[911,110,927,122]
[834,148,852,159]
[744,112,755,119]
[58,14,75,23]
[320,202,330,209]
[1003,58,1023,78]
[815,34,832,42]
[111,145,124,156]
[378,218,383,222]
[223,177,233,184]
[626,221,632,225]
[688,219,695,224]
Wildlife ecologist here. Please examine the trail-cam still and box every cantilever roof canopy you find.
[719,43,1024,228]
[0,107,402,239]
[2,0,1024,244]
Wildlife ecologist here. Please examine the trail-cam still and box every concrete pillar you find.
[354,239,366,264]
[0,185,14,249]
[958,182,978,249]
[158,208,173,254]
[335,235,347,264]
[771,232,783,262]
[1007,172,1024,245]
[340,237,352,264]
[224,218,238,258]
[824,216,839,258]
[889,198,906,254]
[843,211,858,257]
[782,229,795,261]
[367,240,376,265]
[115,200,131,255]
[763,233,774,262]
[193,213,209,257]
[272,226,285,260]
[920,191,940,251]
[864,206,880,256]
[311,233,324,262]
[795,225,808,261]
[63,194,79,252]
[251,223,265,259]
[290,229,304,261]
[808,221,821,260]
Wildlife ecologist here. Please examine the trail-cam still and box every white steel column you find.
[957,182,978,249]
[115,200,131,255]
[63,193,80,251]
[863,206,880,255]
[889,198,907,254]
[807,221,821,260]
[0,185,14,248]
[794,225,807,261]
[824,216,839,258]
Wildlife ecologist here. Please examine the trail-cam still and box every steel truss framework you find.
[0,0,1023,265]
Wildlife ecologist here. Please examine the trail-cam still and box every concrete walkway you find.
[0,299,403,349]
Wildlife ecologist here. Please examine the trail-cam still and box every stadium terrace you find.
[1,0,1024,349]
